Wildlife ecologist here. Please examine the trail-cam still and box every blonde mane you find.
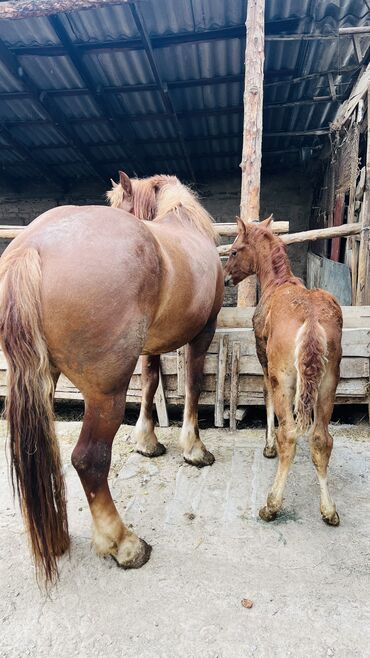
[106,175,218,243]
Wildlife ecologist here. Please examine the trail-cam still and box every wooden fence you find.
[0,306,368,427]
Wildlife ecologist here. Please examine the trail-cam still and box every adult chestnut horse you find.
[224,217,342,525]
[0,173,223,584]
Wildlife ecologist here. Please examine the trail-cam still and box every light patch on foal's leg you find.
[317,473,339,525]
[263,393,277,458]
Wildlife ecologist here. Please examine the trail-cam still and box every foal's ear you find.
[260,213,274,228]
[110,178,118,189]
[119,171,132,197]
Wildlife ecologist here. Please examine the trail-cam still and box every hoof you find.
[113,538,152,570]
[322,511,340,527]
[263,445,277,459]
[184,449,215,468]
[259,505,277,522]
[136,442,166,458]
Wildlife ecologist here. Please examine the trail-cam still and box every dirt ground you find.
[0,420,369,658]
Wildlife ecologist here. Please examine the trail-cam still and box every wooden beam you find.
[265,65,360,89]
[215,220,288,237]
[0,0,135,19]
[0,220,289,241]
[332,62,370,131]
[238,0,265,307]
[339,26,370,36]
[218,223,362,256]
[356,85,370,305]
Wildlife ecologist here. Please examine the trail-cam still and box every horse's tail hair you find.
[0,247,69,586]
[294,315,327,433]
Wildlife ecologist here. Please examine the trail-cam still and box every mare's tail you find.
[294,314,328,432]
[0,247,69,585]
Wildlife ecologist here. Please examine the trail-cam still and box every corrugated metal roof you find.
[0,0,369,184]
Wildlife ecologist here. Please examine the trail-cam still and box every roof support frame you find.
[0,36,107,184]
[128,2,195,182]
[48,12,144,175]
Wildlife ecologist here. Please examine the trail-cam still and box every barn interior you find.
[0,0,369,424]
[0,0,370,302]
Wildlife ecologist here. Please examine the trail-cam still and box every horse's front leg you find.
[134,354,166,457]
[180,320,216,467]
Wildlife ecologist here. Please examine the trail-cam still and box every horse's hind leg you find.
[180,320,216,468]
[263,376,277,458]
[309,370,339,526]
[72,392,151,568]
[259,376,297,521]
[134,355,166,458]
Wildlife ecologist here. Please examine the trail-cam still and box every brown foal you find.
[224,217,342,525]
[0,173,223,584]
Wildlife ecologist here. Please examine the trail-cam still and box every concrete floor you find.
[0,420,369,658]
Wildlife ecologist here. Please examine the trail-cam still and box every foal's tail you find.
[0,247,69,585]
[294,315,328,432]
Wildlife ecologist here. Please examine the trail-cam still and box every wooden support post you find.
[356,191,370,305]
[176,346,186,396]
[229,342,241,431]
[356,86,370,306]
[238,0,265,307]
[215,335,229,428]
[154,360,169,428]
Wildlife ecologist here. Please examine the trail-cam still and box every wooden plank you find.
[154,362,169,428]
[215,220,288,237]
[340,358,370,378]
[215,334,229,427]
[356,89,370,306]
[217,307,254,328]
[229,342,241,431]
[336,379,369,396]
[332,62,370,131]
[307,252,352,306]
[237,0,265,307]
[341,328,370,357]
[176,347,186,396]
[330,193,345,262]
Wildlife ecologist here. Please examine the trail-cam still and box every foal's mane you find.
[107,175,218,243]
[252,224,296,287]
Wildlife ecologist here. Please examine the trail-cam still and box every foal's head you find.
[224,216,274,285]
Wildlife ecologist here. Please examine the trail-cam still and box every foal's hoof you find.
[259,505,277,522]
[322,511,340,527]
[263,445,277,459]
[136,442,166,458]
[184,449,215,468]
[113,538,152,570]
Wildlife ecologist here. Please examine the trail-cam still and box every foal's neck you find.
[255,235,295,295]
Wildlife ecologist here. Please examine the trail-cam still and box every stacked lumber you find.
[0,307,368,426]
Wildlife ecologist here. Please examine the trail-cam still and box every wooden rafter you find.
[0,122,62,187]
[0,36,107,183]
[48,13,144,175]
[128,2,195,182]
